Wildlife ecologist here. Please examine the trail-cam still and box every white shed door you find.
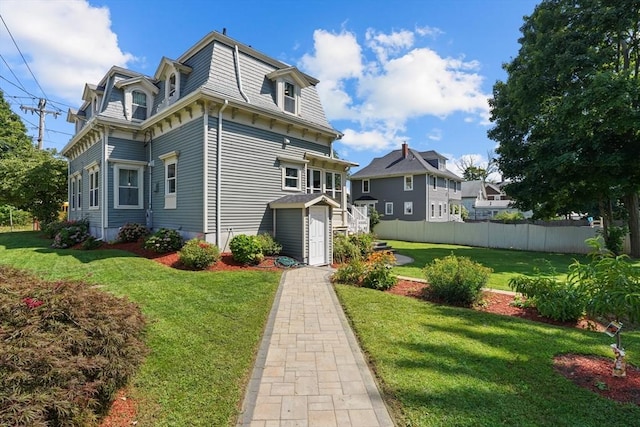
[309,206,327,266]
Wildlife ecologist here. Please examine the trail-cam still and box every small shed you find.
[269,193,339,266]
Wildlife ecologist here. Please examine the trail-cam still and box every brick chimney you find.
[402,142,409,158]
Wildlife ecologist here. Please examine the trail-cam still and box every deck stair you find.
[372,241,394,252]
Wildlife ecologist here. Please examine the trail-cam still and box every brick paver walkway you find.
[237,267,395,427]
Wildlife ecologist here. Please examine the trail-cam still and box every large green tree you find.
[489,0,640,257]
[0,91,67,224]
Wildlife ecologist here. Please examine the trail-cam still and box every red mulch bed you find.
[96,249,637,424]
[389,279,640,406]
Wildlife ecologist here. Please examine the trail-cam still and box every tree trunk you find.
[625,192,640,258]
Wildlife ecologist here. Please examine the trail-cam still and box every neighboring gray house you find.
[461,180,530,220]
[63,31,358,266]
[349,143,463,222]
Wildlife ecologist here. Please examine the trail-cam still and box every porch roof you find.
[269,193,340,209]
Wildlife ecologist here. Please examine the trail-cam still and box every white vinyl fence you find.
[375,220,632,254]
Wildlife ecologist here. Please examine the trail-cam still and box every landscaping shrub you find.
[50,220,90,249]
[229,234,262,264]
[179,238,221,270]
[117,222,149,243]
[0,265,147,427]
[42,218,88,239]
[423,254,492,306]
[332,258,366,284]
[256,233,282,256]
[350,232,375,258]
[143,228,183,253]
[333,233,360,264]
[362,251,397,291]
[509,275,585,322]
[333,251,397,291]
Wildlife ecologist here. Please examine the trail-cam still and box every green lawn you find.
[388,240,593,291]
[0,231,280,426]
[336,285,640,427]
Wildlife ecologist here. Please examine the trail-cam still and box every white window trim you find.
[439,203,443,217]
[160,151,179,209]
[281,163,302,191]
[432,175,437,191]
[404,201,413,215]
[84,161,99,210]
[307,168,322,194]
[113,162,145,209]
[123,86,153,121]
[431,203,435,218]
[77,175,82,211]
[362,179,370,194]
[404,175,413,191]
[276,79,300,115]
[385,202,393,215]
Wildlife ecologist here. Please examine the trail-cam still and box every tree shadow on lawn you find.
[391,244,586,276]
[379,307,639,425]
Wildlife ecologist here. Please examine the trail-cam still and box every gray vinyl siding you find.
[368,175,427,221]
[151,119,204,233]
[107,137,147,227]
[217,120,330,235]
[274,208,303,261]
[205,116,219,236]
[68,142,102,230]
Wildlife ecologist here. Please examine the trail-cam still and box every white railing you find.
[347,205,370,234]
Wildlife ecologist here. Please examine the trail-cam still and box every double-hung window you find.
[283,81,296,114]
[70,177,76,210]
[160,151,179,209]
[404,175,413,191]
[131,90,147,120]
[432,176,437,191]
[86,164,99,209]
[282,165,301,190]
[362,179,370,194]
[77,176,82,210]
[404,201,413,215]
[385,202,393,215]
[113,162,145,209]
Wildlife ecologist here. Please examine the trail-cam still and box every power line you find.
[0,75,38,98]
[0,14,50,101]
[0,53,29,94]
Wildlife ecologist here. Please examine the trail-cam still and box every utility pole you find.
[20,98,60,150]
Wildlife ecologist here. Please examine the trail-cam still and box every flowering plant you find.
[178,238,221,270]
[143,228,182,253]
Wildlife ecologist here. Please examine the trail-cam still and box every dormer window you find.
[132,91,147,120]
[284,81,296,114]
[266,67,315,116]
[168,73,176,98]
[115,77,158,121]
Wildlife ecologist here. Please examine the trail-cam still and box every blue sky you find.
[0,0,539,175]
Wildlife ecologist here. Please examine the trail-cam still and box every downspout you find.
[146,130,153,230]
[234,45,250,103]
[203,102,209,237]
[216,100,229,248]
[101,127,108,240]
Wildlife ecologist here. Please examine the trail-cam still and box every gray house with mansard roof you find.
[63,30,358,266]
[350,143,463,222]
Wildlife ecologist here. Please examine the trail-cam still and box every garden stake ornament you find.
[605,321,626,378]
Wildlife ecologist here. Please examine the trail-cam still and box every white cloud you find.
[0,0,135,102]
[365,28,414,63]
[338,128,399,152]
[300,26,491,152]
